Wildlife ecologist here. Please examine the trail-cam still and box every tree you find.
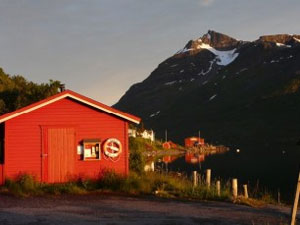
[0,67,62,115]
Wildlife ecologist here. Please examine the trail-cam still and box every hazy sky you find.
[0,0,299,105]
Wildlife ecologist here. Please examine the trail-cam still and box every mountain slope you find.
[114,30,300,150]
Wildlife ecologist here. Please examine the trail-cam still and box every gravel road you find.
[0,193,295,225]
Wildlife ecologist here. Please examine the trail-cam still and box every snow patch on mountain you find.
[293,37,300,43]
[197,43,239,66]
[149,111,160,117]
[276,43,291,48]
[270,60,280,63]
[176,39,239,66]
[165,81,177,86]
[198,59,216,76]
[176,48,192,54]
[209,94,217,101]
[236,68,248,75]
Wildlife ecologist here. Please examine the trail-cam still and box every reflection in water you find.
[162,155,178,163]
[154,153,207,173]
[185,153,205,164]
[151,148,300,203]
[144,161,155,172]
[185,153,205,171]
[162,155,180,172]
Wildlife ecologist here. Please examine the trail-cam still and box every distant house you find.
[128,128,155,142]
[162,141,177,150]
[184,137,205,148]
[128,128,137,138]
[140,129,155,142]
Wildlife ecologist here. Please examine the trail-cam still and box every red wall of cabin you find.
[0,165,3,185]
[4,98,129,182]
[185,137,205,147]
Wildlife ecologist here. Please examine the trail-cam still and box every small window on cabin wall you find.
[82,139,101,160]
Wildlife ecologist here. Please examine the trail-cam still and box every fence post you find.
[232,178,238,199]
[206,169,211,188]
[193,171,198,187]
[216,180,221,196]
[243,184,248,199]
[290,170,300,225]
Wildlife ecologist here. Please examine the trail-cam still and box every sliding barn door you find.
[43,128,75,183]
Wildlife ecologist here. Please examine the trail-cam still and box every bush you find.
[97,170,125,191]
[42,182,86,195]
[129,137,145,174]
[17,174,38,192]
[5,173,40,196]
[77,177,98,191]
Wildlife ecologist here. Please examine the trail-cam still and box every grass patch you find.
[93,171,233,201]
[2,174,87,197]
[1,171,231,201]
[0,171,277,207]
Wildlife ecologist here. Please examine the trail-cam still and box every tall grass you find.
[1,171,232,202]
[1,171,277,207]
[3,173,86,196]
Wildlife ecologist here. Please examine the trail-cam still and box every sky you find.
[0,0,299,105]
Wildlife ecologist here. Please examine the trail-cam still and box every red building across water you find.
[184,137,205,148]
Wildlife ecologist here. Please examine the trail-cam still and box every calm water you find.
[154,147,300,202]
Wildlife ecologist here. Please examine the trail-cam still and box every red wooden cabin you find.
[184,137,205,148]
[0,90,140,184]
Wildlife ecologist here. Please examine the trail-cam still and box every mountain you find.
[114,30,300,151]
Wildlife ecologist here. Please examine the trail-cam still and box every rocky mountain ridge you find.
[115,30,300,151]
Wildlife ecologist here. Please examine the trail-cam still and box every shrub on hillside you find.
[129,137,145,174]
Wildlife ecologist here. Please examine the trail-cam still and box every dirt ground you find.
[0,193,297,225]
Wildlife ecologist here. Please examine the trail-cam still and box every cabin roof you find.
[0,89,141,124]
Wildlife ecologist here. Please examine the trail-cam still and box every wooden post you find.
[193,171,198,187]
[232,178,238,199]
[278,189,281,204]
[243,184,248,199]
[206,169,211,188]
[165,130,168,142]
[216,180,221,196]
[290,170,300,225]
